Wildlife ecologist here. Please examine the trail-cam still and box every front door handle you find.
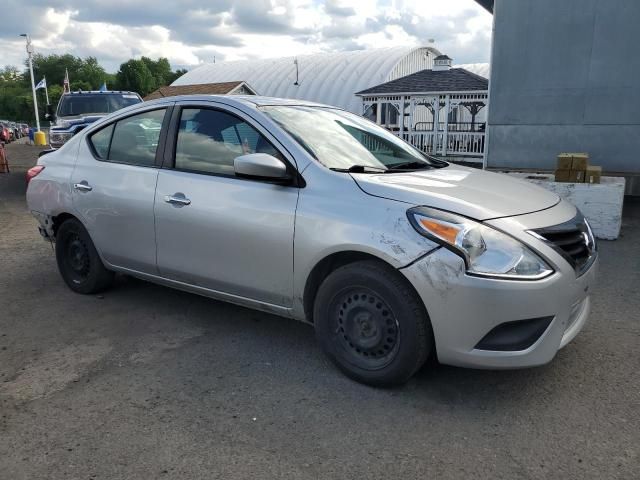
[73,181,92,192]
[164,193,191,206]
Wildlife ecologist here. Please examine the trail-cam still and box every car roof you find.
[142,94,340,110]
[63,90,140,96]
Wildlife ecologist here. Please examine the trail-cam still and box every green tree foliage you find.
[0,54,187,122]
[78,57,107,89]
[141,56,172,87]
[169,68,188,84]
[31,54,85,87]
[0,66,32,121]
[115,59,156,97]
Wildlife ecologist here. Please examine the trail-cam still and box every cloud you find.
[0,0,492,72]
[324,0,357,17]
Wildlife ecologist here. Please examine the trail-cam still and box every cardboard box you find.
[554,169,571,182]
[556,154,573,170]
[586,165,602,184]
[571,153,589,171]
[569,170,586,183]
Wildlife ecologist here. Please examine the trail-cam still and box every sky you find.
[1,0,492,73]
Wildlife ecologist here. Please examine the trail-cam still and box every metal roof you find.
[172,46,441,113]
[356,68,488,95]
[143,81,256,101]
[474,0,494,13]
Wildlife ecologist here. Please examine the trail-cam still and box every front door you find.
[71,107,168,273]
[154,105,299,307]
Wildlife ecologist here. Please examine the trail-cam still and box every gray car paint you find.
[26,95,596,369]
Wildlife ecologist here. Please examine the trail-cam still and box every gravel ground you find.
[0,141,638,479]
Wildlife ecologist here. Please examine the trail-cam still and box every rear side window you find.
[88,108,166,166]
[174,108,282,176]
[89,124,113,159]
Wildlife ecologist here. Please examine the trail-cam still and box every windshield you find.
[57,93,141,117]
[261,105,443,171]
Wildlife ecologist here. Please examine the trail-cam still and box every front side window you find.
[107,109,166,166]
[174,108,282,176]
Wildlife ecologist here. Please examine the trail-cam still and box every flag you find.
[35,77,47,90]
[63,69,70,93]
[99,82,107,92]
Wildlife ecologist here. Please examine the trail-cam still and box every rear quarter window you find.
[88,124,114,159]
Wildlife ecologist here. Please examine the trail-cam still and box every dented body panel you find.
[399,202,597,368]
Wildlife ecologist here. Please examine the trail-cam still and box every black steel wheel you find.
[55,218,114,294]
[314,260,433,387]
[333,288,400,370]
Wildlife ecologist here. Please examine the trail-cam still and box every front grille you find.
[532,213,596,276]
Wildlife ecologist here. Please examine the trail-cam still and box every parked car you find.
[20,124,29,137]
[0,122,11,143]
[47,90,143,149]
[26,96,597,386]
[9,121,21,139]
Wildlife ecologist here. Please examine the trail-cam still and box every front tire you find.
[55,218,114,294]
[314,260,433,387]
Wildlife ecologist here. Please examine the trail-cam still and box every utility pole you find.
[20,33,40,132]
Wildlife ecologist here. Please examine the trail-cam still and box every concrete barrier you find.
[505,172,626,240]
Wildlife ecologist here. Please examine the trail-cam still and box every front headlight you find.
[407,207,554,280]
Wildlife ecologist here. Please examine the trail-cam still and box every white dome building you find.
[173,46,446,113]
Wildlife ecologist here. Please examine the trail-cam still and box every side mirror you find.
[45,104,55,121]
[234,153,291,183]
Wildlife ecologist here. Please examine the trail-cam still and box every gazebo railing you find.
[402,131,486,157]
[361,91,488,160]
[413,122,486,133]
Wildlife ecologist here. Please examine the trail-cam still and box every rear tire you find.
[55,218,114,294]
[314,260,432,387]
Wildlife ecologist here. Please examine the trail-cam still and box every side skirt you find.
[108,265,296,320]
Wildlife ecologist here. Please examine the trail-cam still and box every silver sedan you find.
[26,95,597,386]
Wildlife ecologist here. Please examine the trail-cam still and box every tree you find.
[78,57,107,89]
[168,68,188,84]
[0,54,189,121]
[141,56,172,87]
[31,54,84,88]
[70,80,93,92]
[115,59,156,96]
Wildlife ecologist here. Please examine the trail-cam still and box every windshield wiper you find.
[330,165,387,173]
[386,161,433,171]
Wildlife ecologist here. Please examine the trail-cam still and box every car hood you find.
[53,115,105,131]
[351,165,560,220]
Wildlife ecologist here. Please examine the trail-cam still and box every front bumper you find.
[399,206,597,369]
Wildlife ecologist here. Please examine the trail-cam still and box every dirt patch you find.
[129,328,204,364]
[0,340,112,402]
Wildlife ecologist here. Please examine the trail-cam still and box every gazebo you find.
[356,55,489,159]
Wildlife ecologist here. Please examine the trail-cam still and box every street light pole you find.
[20,34,40,132]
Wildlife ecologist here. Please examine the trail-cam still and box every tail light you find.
[26,165,45,184]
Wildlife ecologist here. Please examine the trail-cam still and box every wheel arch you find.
[303,250,406,324]
[51,212,81,237]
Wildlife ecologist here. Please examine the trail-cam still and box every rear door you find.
[154,102,300,307]
[71,105,171,274]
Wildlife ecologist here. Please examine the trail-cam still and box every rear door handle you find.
[164,193,191,206]
[73,181,92,192]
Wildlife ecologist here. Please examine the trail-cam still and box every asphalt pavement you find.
[0,140,638,479]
